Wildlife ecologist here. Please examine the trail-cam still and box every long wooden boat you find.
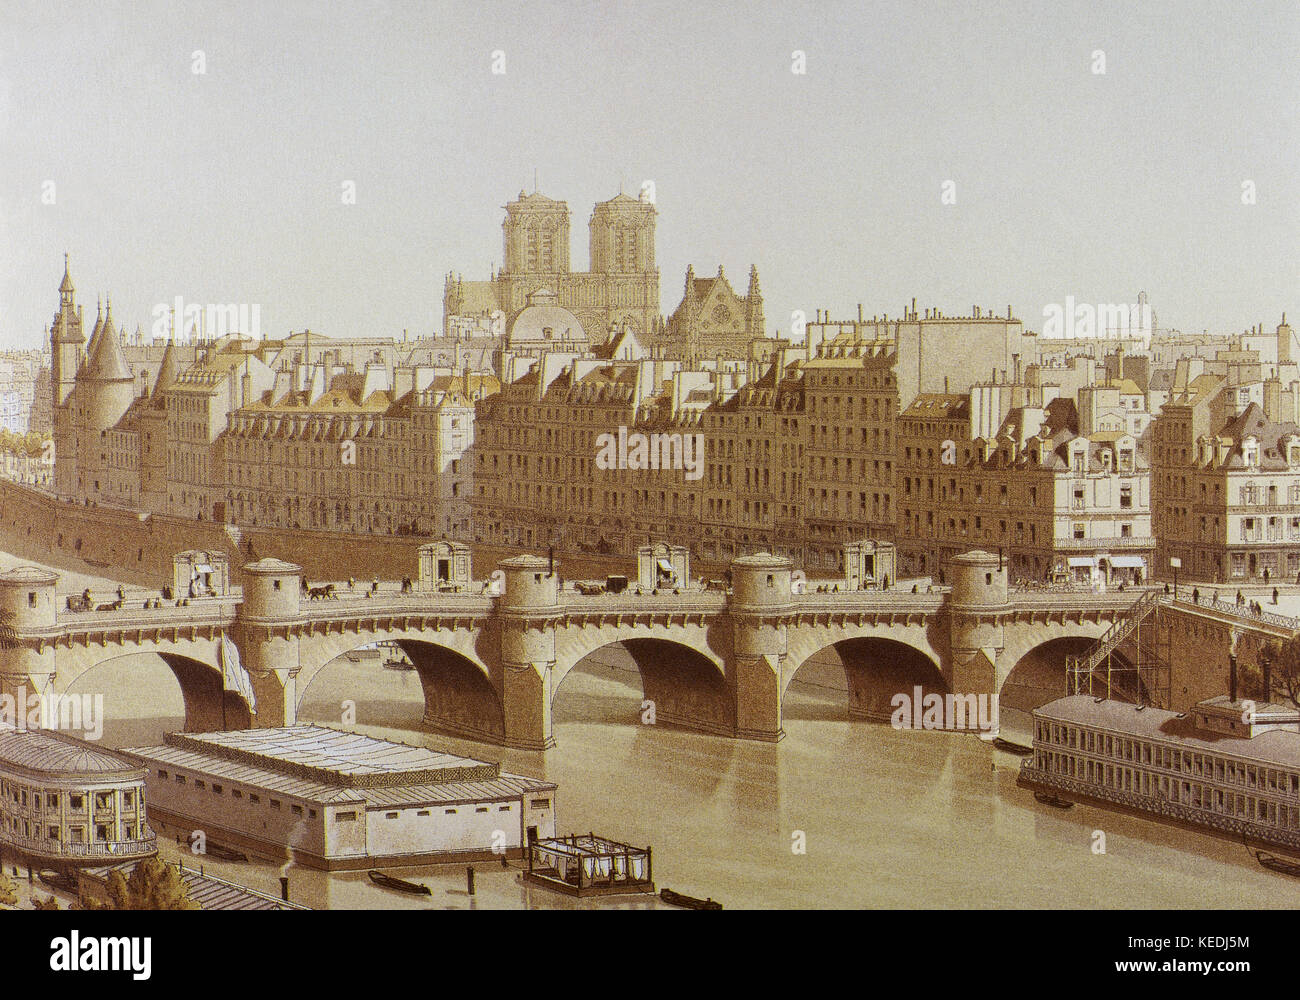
[205,842,248,863]
[368,870,431,895]
[992,737,1033,756]
[659,887,722,910]
[37,870,79,893]
[383,657,414,671]
[1033,790,1074,809]
[1252,849,1300,878]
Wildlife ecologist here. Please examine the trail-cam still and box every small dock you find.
[523,832,655,898]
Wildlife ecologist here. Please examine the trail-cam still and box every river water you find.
[54,643,1292,910]
[5,547,1292,909]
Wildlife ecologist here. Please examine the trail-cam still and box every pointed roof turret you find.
[59,254,74,295]
[85,298,104,359]
[85,302,133,382]
[150,337,179,406]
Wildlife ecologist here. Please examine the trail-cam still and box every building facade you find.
[443,190,660,347]
[123,726,556,869]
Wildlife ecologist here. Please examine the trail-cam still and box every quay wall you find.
[0,478,663,588]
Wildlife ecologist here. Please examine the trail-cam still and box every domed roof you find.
[508,289,588,346]
[0,565,58,585]
[242,557,301,574]
[0,723,144,777]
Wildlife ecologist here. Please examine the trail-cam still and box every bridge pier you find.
[233,558,304,729]
[727,553,793,742]
[946,551,1008,722]
[497,555,558,750]
[0,567,60,726]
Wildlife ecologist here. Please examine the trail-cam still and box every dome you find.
[507,289,588,347]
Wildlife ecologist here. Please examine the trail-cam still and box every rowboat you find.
[205,842,248,863]
[368,870,431,895]
[1252,849,1300,878]
[1034,791,1074,809]
[37,870,78,893]
[659,888,722,910]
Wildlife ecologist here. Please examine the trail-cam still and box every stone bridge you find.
[0,550,1292,749]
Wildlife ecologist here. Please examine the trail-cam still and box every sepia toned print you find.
[0,1,1297,938]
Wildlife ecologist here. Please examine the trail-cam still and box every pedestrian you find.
[348,576,355,592]
[1193,587,1199,605]
[1273,588,1280,605]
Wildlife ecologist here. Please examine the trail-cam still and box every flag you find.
[221,635,256,713]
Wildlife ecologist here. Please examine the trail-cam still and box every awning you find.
[656,559,674,573]
[1067,557,1098,567]
[1109,556,1145,568]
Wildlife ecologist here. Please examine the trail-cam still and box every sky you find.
[0,0,1296,351]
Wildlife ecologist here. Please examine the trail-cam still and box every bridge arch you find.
[295,634,504,744]
[553,637,734,737]
[997,634,1140,741]
[783,636,948,722]
[56,648,250,736]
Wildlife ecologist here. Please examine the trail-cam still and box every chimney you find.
[280,876,290,902]
[1229,654,1238,703]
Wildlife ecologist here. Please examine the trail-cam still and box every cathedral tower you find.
[502,191,570,276]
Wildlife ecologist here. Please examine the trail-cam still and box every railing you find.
[1066,589,1161,687]
[0,832,157,859]
[1051,537,1155,551]
[1166,592,1300,632]
[1021,763,1300,852]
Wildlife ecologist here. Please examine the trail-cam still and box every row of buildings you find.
[38,181,1300,584]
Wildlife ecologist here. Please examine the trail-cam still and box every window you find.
[385,811,398,819]
[445,808,457,815]
[530,799,551,810]
[335,811,356,822]
[291,805,303,816]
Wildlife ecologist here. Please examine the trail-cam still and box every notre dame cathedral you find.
[443,189,662,347]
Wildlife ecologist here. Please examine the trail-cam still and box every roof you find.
[0,564,58,584]
[83,863,308,910]
[120,727,556,810]
[83,308,133,382]
[0,722,146,779]
[165,726,499,785]
[150,340,180,407]
[1034,695,1300,770]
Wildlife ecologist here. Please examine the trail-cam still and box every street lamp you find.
[1170,556,1181,601]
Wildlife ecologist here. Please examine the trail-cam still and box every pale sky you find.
[0,0,1296,351]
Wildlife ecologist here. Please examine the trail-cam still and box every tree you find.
[77,858,200,911]
[0,869,17,907]
[1266,636,1300,709]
